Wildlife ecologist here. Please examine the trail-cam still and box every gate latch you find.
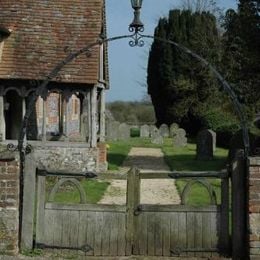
[134,205,142,216]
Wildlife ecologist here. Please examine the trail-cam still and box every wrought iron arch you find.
[18,33,250,157]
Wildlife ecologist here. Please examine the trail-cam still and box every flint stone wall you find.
[33,145,106,173]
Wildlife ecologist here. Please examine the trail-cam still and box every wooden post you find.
[90,86,97,147]
[35,175,46,245]
[232,150,246,259]
[59,93,63,136]
[220,174,230,255]
[126,168,140,255]
[22,97,27,142]
[21,154,37,250]
[42,98,47,142]
[0,95,6,141]
[63,97,68,139]
[99,87,106,142]
[87,90,91,144]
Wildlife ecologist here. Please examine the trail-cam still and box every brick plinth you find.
[0,154,20,256]
[248,157,260,258]
[97,142,108,172]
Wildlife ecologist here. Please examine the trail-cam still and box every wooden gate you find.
[130,170,230,257]
[35,170,128,256]
[33,168,230,257]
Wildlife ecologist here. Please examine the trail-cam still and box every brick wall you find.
[97,142,107,172]
[248,157,260,258]
[0,153,20,255]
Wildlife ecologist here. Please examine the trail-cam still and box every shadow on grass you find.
[164,154,228,171]
[107,153,129,170]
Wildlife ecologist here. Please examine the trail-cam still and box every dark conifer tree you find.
[222,0,260,114]
[147,9,221,131]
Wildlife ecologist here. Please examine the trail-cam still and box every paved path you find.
[99,147,180,205]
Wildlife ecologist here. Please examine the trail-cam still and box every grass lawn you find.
[47,179,109,204]
[107,137,228,206]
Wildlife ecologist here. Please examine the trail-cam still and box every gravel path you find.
[99,147,180,205]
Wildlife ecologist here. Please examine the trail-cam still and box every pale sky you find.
[106,0,238,102]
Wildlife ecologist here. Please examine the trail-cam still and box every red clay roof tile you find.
[0,0,105,84]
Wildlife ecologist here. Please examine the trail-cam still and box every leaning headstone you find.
[173,128,187,147]
[170,123,179,137]
[140,124,150,138]
[151,131,164,145]
[196,129,216,160]
[106,121,120,141]
[159,124,170,137]
[118,123,130,140]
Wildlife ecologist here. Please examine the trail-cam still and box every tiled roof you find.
[0,0,104,84]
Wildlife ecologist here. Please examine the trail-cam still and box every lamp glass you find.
[131,0,143,9]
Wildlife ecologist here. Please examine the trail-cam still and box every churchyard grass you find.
[107,137,228,205]
[47,179,110,204]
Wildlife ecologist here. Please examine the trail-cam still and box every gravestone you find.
[173,128,187,147]
[106,121,120,141]
[151,131,164,145]
[196,129,216,160]
[118,123,130,140]
[140,124,150,138]
[170,123,179,137]
[159,124,170,137]
[150,125,158,138]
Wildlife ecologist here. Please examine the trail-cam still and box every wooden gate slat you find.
[86,212,95,256]
[101,212,111,256]
[76,211,86,257]
[139,214,148,255]
[170,212,178,254]
[178,212,187,257]
[109,213,118,256]
[69,211,80,247]
[93,211,103,256]
[52,208,63,256]
[211,212,219,257]
[147,212,155,256]
[202,213,212,257]
[61,210,70,249]
[162,214,170,256]
[78,211,88,251]
[117,213,126,256]
[44,210,54,246]
[187,212,195,257]
[194,213,203,257]
[133,214,141,255]
[155,213,163,256]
